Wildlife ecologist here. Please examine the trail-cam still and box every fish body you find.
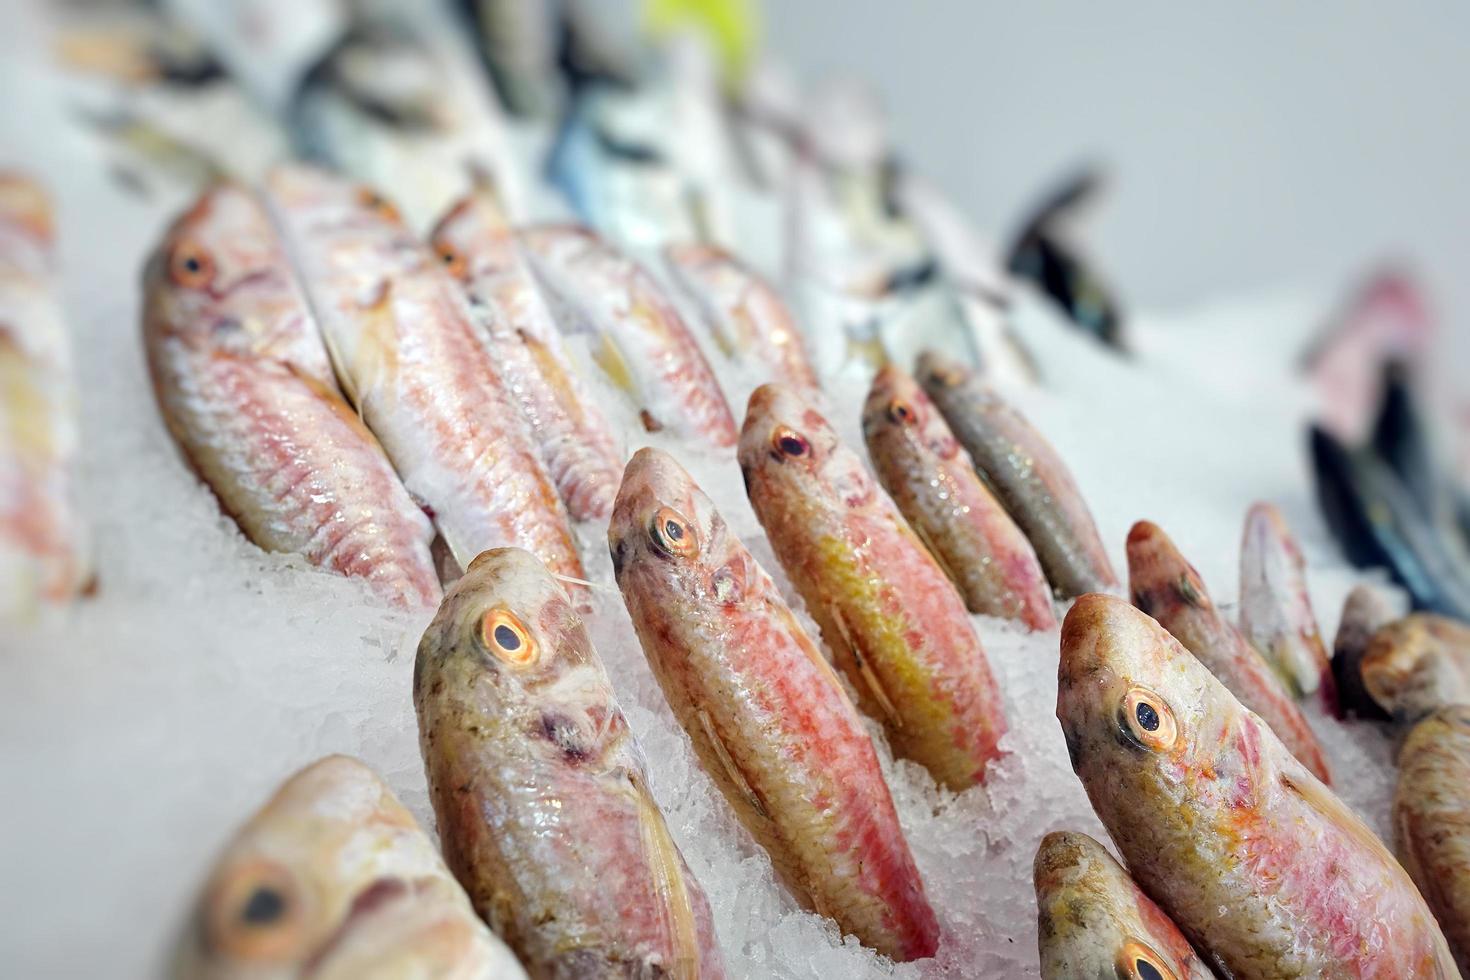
[0,173,90,615]
[663,241,820,394]
[431,191,623,521]
[1238,502,1334,706]
[1360,613,1470,724]
[1394,707,1470,973]
[861,365,1054,630]
[520,224,736,445]
[143,183,440,607]
[414,547,724,978]
[738,383,1007,790]
[264,165,583,585]
[917,350,1115,598]
[174,754,526,979]
[1033,831,1216,980]
[1057,594,1457,978]
[1127,520,1331,783]
[607,448,938,961]
[1332,585,1398,720]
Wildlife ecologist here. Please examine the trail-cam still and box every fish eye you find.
[480,608,537,666]
[649,506,699,560]
[771,426,809,459]
[168,239,215,289]
[1122,687,1178,751]
[1117,940,1177,980]
[205,859,304,961]
[356,187,401,223]
[435,243,466,279]
[886,398,916,425]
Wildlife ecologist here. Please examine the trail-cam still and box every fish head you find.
[427,191,510,284]
[1125,521,1212,620]
[914,347,975,397]
[180,755,489,979]
[264,164,407,240]
[862,363,960,460]
[739,383,878,512]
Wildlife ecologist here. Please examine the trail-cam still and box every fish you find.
[861,364,1055,630]
[520,224,737,445]
[1332,584,1398,720]
[413,547,725,978]
[738,383,1008,790]
[263,164,586,589]
[663,241,821,394]
[1359,613,1470,724]
[607,447,939,961]
[173,754,527,979]
[143,182,440,608]
[1057,593,1458,978]
[430,189,624,521]
[1238,502,1335,707]
[0,172,91,616]
[458,0,560,119]
[916,349,1116,598]
[1033,831,1216,980]
[1371,361,1444,523]
[1127,520,1332,784]
[1394,706,1470,974]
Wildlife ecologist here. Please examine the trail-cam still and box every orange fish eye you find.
[1122,687,1178,752]
[356,187,401,223]
[435,243,466,279]
[770,426,809,459]
[205,859,304,961]
[886,398,916,425]
[168,239,215,289]
[1117,939,1178,980]
[649,506,698,560]
[481,608,537,666]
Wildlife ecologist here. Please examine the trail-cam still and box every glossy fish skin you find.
[1127,520,1332,784]
[861,365,1055,630]
[916,349,1116,599]
[415,547,724,979]
[431,191,624,521]
[608,448,939,962]
[663,241,821,394]
[264,165,584,587]
[1332,585,1398,720]
[1057,594,1458,979]
[1394,707,1470,974]
[1033,831,1216,980]
[0,173,90,614]
[1238,502,1335,706]
[143,183,440,608]
[519,224,737,446]
[738,383,1008,791]
[1360,613,1470,724]
[174,755,526,980]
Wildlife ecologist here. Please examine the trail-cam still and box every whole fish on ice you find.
[1238,502,1334,706]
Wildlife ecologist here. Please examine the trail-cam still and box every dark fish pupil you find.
[665,520,684,541]
[1136,959,1164,980]
[184,257,201,272]
[780,436,806,456]
[1136,701,1160,732]
[241,886,285,925]
[493,624,521,650]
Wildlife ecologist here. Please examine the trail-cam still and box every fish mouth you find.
[301,875,450,976]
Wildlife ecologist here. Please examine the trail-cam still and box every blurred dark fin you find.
[1370,360,1439,520]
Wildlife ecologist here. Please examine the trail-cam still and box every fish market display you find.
[1359,613,1470,723]
[608,447,939,961]
[414,547,724,978]
[1032,831,1215,980]
[521,224,738,444]
[861,364,1054,629]
[917,349,1116,598]
[1238,502,1333,704]
[143,183,440,608]
[1127,520,1331,783]
[1332,584,1399,720]
[1057,594,1457,978]
[431,189,624,521]
[1394,706,1470,973]
[174,754,527,979]
[0,171,90,616]
[264,164,585,585]
[739,383,1008,791]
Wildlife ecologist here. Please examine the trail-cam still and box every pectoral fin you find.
[628,772,700,980]
[698,708,767,821]
[829,605,903,729]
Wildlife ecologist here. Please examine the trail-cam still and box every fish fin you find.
[829,605,903,729]
[590,328,641,400]
[352,281,402,403]
[627,771,701,980]
[697,708,768,821]
[910,518,962,591]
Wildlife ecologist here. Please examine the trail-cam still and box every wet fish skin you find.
[264,164,585,589]
[738,382,1008,791]
[1359,613,1470,724]
[1394,706,1470,974]
[415,547,724,979]
[174,754,526,980]
[1332,584,1398,720]
[916,349,1116,598]
[1057,593,1458,978]
[1127,520,1332,784]
[521,224,737,446]
[861,364,1054,630]
[143,183,440,608]
[431,190,623,521]
[1033,831,1216,980]
[1238,502,1334,707]
[608,448,939,961]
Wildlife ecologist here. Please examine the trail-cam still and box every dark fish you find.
[1371,361,1442,522]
